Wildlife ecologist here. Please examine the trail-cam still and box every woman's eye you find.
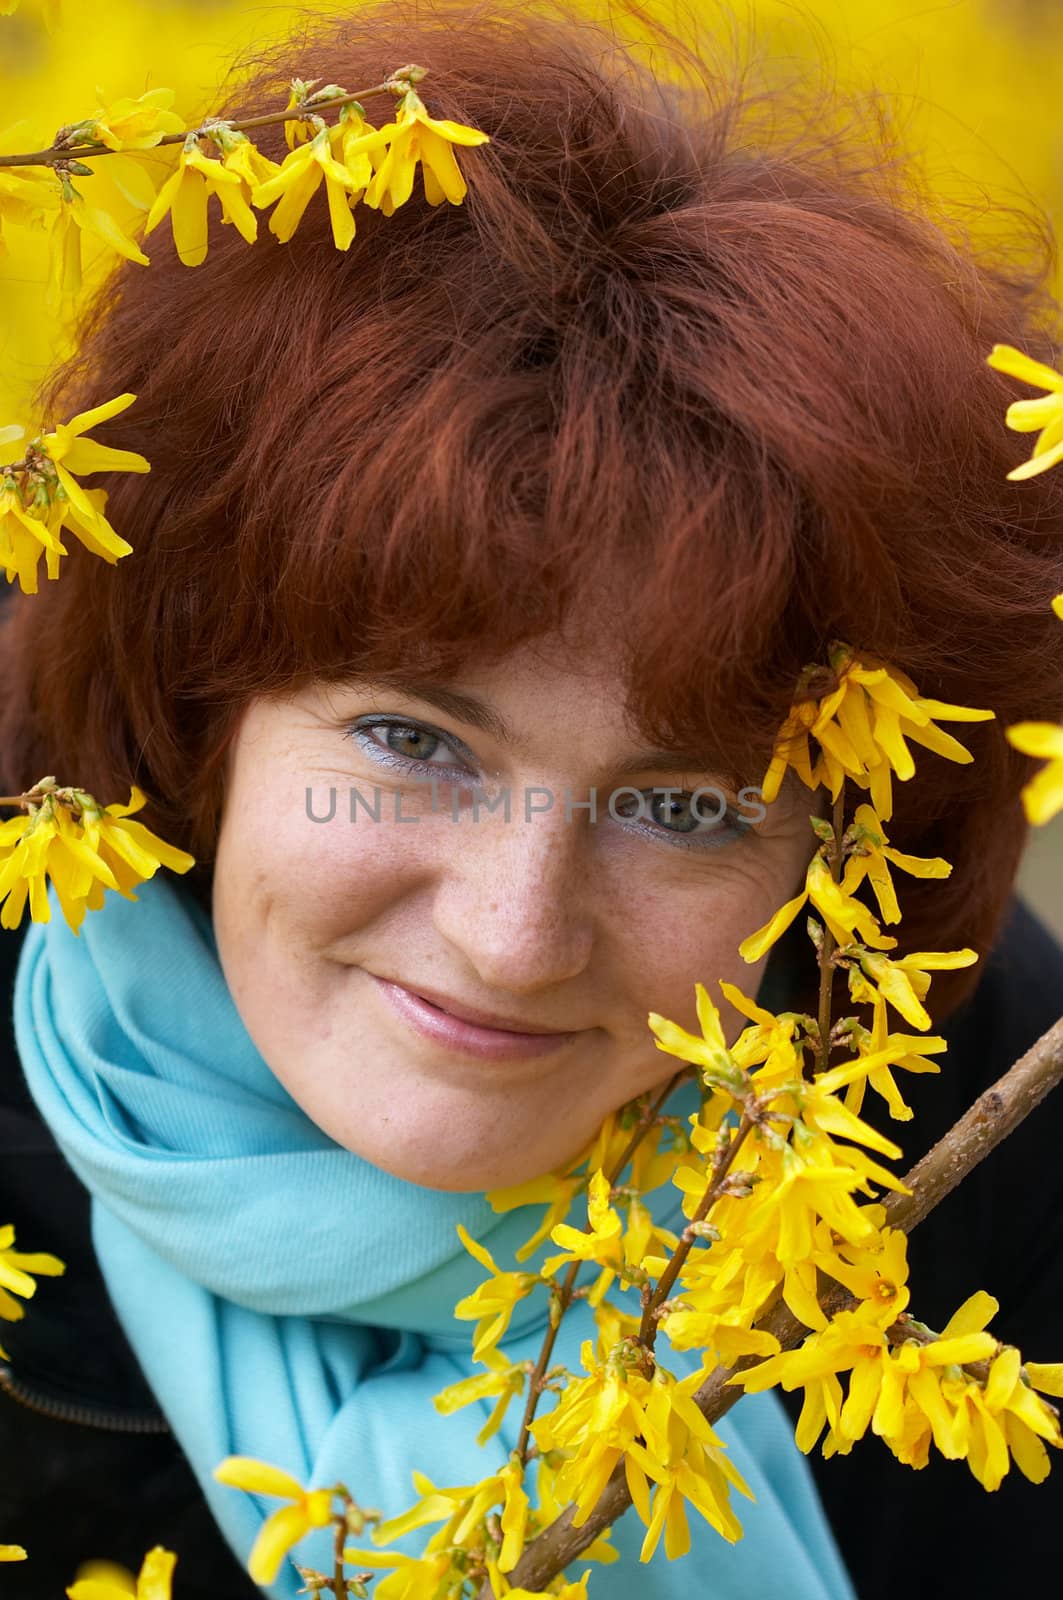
[380,724,444,763]
[614,788,751,848]
[346,718,470,774]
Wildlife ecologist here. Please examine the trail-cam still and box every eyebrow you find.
[357,675,744,786]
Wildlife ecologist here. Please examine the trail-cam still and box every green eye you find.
[614,787,751,850]
[647,791,705,834]
[383,724,443,762]
[345,716,472,776]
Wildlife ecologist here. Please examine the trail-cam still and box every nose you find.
[430,801,595,996]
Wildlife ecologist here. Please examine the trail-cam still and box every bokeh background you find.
[2,0,1062,939]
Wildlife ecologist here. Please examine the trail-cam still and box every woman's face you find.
[212,635,817,1191]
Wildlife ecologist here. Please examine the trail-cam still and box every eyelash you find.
[344,716,754,851]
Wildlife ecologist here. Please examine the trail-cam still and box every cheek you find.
[614,848,808,1046]
[216,775,443,959]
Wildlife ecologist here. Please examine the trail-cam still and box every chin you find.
[396,1148,533,1193]
[339,1128,549,1195]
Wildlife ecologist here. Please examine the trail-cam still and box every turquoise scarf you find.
[13,875,854,1600]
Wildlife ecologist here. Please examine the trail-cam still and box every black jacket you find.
[1,896,1061,1598]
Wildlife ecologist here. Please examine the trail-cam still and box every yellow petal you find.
[1007,435,1063,479]
[987,343,1063,391]
[1024,1360,1063,1398]
[938,1290,999,1340]
[247,1504,311,1585]
[66,1584,135,1600]
[738,888,808,963]
[1003,392,1063,432]
[411,107,491,147]
[212,1455,307,1500]
[103,785,146,818]
[324,174,356,251]
[171,168,208,266]
[1022,758,1063,826]
[136,1546,177,1600]
[74,199,150,267]
[455,1222,500,1276]
[144,166,184,235]
[61,393,138,439]
[1006,720,1063,761]
[265,163,321,243]
[1004,1412,1051,1483]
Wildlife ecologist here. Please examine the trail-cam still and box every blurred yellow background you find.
[2,0,1061,938]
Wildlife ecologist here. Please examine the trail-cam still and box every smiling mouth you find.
[375,976,580,1035]
[370,975,582,1061]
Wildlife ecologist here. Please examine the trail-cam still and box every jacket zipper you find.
[0,1361,171,1433]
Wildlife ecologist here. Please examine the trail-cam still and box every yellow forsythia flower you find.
[986,343,1063,479]
[625,1366,753,1558]
[210,125,281,196]
[282,79,318,149]
[828,971,947,1121]
[342,1544,457,1595]
[542,1169,649,1308]
[941,1339,1062,1489]
[0,475,65,593]
[47,184,149,304]
[486,1108,640,1262]
[0,1220,65,1359]
[1005,594,1063,825]
[362,1464,526,1572]
[762,643,994,821]
[851,945,978,1031]
[738,845,899,964]
[361,87,490,215]
[530,1339,655,1525]
[1,391,146,591]
[432,1347,527,1445]
[38,390,149,491]
[329,102,392,192]
[0,164,61,260]
[67,1545,176,1598]
[0,781,195,933]
[738,1276,1063,1489]
[452,1224,541,1359]
[212,1457,333,1585]
[839,802,952,924]
[87,87,185,152]
[648,980,746,1096]
[252,126,364,250]
[145,136,259,264]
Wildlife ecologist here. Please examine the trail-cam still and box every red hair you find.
[2,0,1062,1023]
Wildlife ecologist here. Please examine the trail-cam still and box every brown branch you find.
[635,1111,753,1350]
[815,787,848,1074]
[488,1006,1063,1595]
[0,76,417,170]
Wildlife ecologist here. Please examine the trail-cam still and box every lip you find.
[371,976,581,1061]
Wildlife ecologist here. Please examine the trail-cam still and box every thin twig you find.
[513,1069,689,1465]
[0,78,413,170]
[635,1111,753,1350]
[815,787,847,1074]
